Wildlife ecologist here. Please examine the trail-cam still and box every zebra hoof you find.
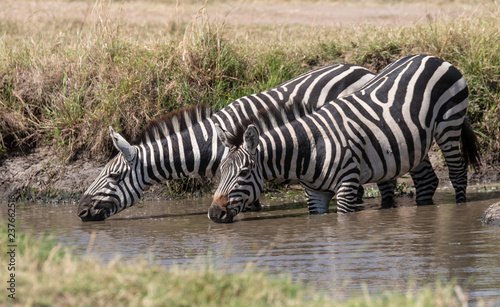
[380,201,395,209]
[379,205,395,210]
[308,208,329,215]
[416,199,434,206]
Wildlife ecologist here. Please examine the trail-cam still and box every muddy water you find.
[6,184,500,303]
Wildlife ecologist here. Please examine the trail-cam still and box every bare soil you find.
[1,143,498,202]
[0,148,102,201]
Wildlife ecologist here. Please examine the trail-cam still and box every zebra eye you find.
[109,172,121,181]
[239,168,250,177]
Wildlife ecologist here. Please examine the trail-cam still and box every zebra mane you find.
[224,102,313,148]
[134,104,213,145]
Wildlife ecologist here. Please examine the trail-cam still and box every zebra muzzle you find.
[78,195,113,222]
[78,205,110,221]
[209,193,238,223]
[208,205,235,223]
[208,194,236,223]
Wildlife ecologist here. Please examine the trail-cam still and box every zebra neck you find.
[138,118,227,182]
[259,113,342,186]
[259,130,318,185]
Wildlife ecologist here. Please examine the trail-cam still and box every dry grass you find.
[0,0,499,165]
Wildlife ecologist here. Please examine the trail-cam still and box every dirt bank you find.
[0,147,196,202]
[1,144,498,203]
[0,147,102,201]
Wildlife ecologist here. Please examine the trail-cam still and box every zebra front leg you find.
[242,200,262,212]
[409,155,438,205]
[304,189,335,214]
[336,181,361,213]
[377,180,396,209]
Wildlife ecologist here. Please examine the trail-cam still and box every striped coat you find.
[77,64,375,221]
[209,54,480,223]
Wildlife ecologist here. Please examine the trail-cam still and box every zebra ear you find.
[215,124,233,148]
[243,124,260,154]
[109,126,137,165]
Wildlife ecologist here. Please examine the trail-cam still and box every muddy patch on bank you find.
[0,147,214,202]
[1,145,499,203]
[0,148,101,201]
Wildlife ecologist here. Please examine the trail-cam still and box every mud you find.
[1,144,498,202]
[0,147,190,201]
[0,147,101,201]
[481,201,500,226]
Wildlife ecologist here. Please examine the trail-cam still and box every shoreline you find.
[1,145,498,203]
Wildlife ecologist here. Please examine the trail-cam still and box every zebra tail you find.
[461,118,481,171]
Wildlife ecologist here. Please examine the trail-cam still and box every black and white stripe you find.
[209,54,480,223]
[77,63,377,221]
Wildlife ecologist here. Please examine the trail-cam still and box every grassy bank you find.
[0,0,498,164]
[0,222,471,306]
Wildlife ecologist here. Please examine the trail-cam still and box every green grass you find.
[0,222,472,306]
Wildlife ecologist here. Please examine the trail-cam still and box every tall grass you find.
[0,222,472,306]
[0,0,498,164]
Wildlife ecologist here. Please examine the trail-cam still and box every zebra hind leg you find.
[437,120,481,203]
[409,155,438,205]
[356,185,364,204]
[377,179,397,209]
[436,137,467,203]
[304,189,335,214]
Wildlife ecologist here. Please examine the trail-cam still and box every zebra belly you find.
[357,125,434,185]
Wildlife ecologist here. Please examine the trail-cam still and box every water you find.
[5,184,500,303]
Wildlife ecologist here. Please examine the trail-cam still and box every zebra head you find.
[78,127,142,221]
[209,124,263,223]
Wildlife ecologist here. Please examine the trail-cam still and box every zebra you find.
[77,63,377,221]
[208,54,481,223]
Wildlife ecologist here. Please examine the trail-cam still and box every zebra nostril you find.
[208,205,233,223]
[78,209,89,218]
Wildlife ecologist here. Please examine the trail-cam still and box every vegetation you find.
[0,0,498,164]
[0,222,473,306]
[0,3,496,303]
